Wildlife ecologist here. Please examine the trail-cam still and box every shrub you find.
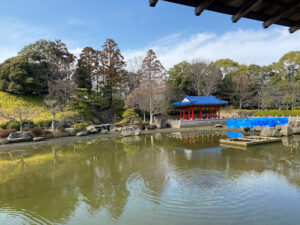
[30,127,44,137]
[0,122,7,130]
[254,110,300,117]
[51,130,70,138]
[0,129,16,139]
[34,119,52,128]
[41,130,53,138]
[6,122,20,131]
[71,123,88,131]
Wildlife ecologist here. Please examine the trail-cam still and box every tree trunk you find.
[19,122,23,132]
[51,113,56,131]
[143,112,146,122]
[239,100,242,110]
[150,113,153,125]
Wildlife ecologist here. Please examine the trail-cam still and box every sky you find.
[1,0,300,69]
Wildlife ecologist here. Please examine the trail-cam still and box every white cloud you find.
[124,28,300,69]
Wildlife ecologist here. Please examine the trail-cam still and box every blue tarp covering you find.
[226,117,288,128]
[172,95,228,107]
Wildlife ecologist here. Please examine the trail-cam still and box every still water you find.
[1,131,300,225]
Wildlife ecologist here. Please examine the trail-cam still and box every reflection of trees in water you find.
[1,133,300,223]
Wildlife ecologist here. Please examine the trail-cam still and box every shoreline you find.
[0,126,242,151]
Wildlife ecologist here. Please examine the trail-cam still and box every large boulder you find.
[154,118,167,129]
[65,128,77,136]
[260,127,280,137]
[241,127,251,132]
[76,131,88,137]
[215,124,223,128]
[7,131,33,143]
[145,125,157,130]
[0,139,9,145]
[252,126,264,132]
[33,137,45,142]
[280,126,293,136]
[112,127,122,132]
[86,125,99,134]
[121,126,142,137]
[101,130,108,134]
[292,127,300,135]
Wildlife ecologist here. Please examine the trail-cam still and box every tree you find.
[189,61,222,96]
[167,61,194,103]
[0,103,36,131]
[18,39,75,94]
[213,59,239,77]
[75,47,99,91]
[231,73,257,109]
[44,99,62,131]
[116,109,138,125]
[98,39,126,104]
[0,56,40,94]
[138,50,166,124]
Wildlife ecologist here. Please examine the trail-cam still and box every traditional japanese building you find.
[172,95,228,120]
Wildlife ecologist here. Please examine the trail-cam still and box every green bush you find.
[34,119,52,128]
[6,122,20,131]
[254,110,300,117]
[72,123,88,131]
[0,122,7,130]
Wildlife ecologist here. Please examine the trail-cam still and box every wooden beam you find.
[289,22,300,33]
[232,0,264,23]
[149,0,159,7]
[263,3,300,29]
[195,0,214,16]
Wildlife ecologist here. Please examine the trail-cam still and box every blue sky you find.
[1,0,300,68]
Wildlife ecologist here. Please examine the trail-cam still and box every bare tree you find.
[232,74,257,109]
[138,50,166,124]
[0,104,36,131]
[44,99,63,131]
[189,61,222,96]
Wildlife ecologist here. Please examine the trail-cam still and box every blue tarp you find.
[226,117,288,128]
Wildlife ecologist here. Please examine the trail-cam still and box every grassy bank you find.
[254,110,300,117]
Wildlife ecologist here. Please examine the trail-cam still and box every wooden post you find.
[200,106,203,120]
[180,108,182,120]
[192,106,194,120]
[188,107,191,120]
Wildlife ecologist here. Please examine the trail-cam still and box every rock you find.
[112,127,122,132]
[33,137,45,142]
[260,127,279,137]
[292,127,300,135]
[102,124,111,131]
[7,131,33,143]
[76,131,88,137]
[275,125,283,130]
[121,126,142,137]
[252,126,264,132]
[154,118,167,129]
[0,139,9,145]
[280,126,293,136]
[65,128,77,136]
[86,125,99,134]
[215,124,223,128]
[101,130,108,134]
[145,125,157,130]
[241,127,251,132]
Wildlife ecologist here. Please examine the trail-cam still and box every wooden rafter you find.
[263,2,300,29]
[289,22,300,33]
[149,0,159,7]
[232,0,264,23]
[195,0,214,16]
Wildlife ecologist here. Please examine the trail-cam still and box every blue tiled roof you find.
[172,95,228,107]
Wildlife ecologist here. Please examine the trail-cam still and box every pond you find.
[1,131,300,225]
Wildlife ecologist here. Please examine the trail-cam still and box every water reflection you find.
[0,132,300,224]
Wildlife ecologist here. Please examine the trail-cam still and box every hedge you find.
[72,123,88,131]
[254,110,300,117]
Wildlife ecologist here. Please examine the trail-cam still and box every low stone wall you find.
[167,119,226,128]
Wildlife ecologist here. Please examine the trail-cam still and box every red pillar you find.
[188,107,191,120]
[200,106,202,120]
[192,106,194,120]
[180,108,182,120]
[210,106,212,119]
[183,108,185,120]
[214,106,216,119]
[218,106,220,119]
